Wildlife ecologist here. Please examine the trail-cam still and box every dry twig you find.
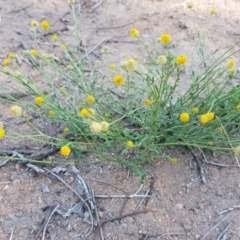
[217,222,232,240]
[41,204,60,240]
[217,205,240,215]
[200,213,232,240]
[190,148,206,183]
[91,0,104,11]
[93,209,149,240]
[44,168,94,238]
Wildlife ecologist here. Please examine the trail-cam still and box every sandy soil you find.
[1,0,240,239]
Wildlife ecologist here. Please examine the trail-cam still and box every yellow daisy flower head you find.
[180,112,190,122]
[61,44,67,50]
[218,127,224,133]
[101,121,109,131]
[158,33,171,44]
[237,103,240,109]
[60,145,71,157]
[0,128,5,139]
[210,9,216,15]
[130,28,139,38]
[200,114,209,124]
[208,141,214,146]
[171,158,178,164]
[35,96,44,106]
[192,107,199,114]
[100,46,109,54]
[229,68,236,76]
[226,59,236,69]
[0,121,4,128]
[41,20,50,30]
[88,108,96,116]
[2,59,10,67]
[68,0,75,4]
[157,55,167,65]
[13,71,22,78]
[175,54,187,66]
[31,20,38,27]
[90,121,102,134]
[233,146,240,156]
[31,49,38,57]
[113,75,124,86]
[86,95,95,104]
[144,99,151,107]
[126,140,133,148]
[10,105,22,116]
[187,2,193,9]
[49,110,55,117]
[8,53,15,59]
[80,108,90,117]
[206,112,215,121]
[51,35,58,42]
[63,127,69,133]
[109,64,116,70]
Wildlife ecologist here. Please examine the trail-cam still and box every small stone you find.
[98,211,104,218]
[216,190,223,197]
[193,208,199,214]
[176,203,183,209]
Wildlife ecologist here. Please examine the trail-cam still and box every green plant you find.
[0,3,240,182]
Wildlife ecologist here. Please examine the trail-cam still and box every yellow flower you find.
[88,108,96,116]
[2,59,10,67]
[90,121,102,134]
[233,146,240,156]
[192,107,199,114]
[187,2,193,9]
[121,59,137,71]
[144,99,151,106]
[13,71,22,78]
[229,68,236,75]
[180,112,190,122]
[101,121,109,131]
[0,122,3,128]
[100,46,109,54]
[226,59,236,69]
[49,110,55,117]
[86,95,95,104]
[171,158,178,164]
[208,141,214,146]
[200,114,209,124]
[206,112,215,121]
[61,44,67,50]
[8,53,15,59]
[158,33,171,44]
[0,128,5,139]
[109,64,116,70]
[80,108,89,117]
[126,140,133,148]
[68,0,75,4]
[157,55,167,65]
[35,96,44,106]
[63,127,69,133]
[31,20,38,27]
[175,54,187,66]
[41,20,50,30]
[210,9,216,15]
[113,75,124,86]
[10,106,22,116]
[218,127,223,133]
[237,103,240,109]
[130,28,139,38]
[60,145,71,157]
[31,49,38,57]
[51,35,58,42]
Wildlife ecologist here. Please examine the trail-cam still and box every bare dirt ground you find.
[1,0,240,239]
